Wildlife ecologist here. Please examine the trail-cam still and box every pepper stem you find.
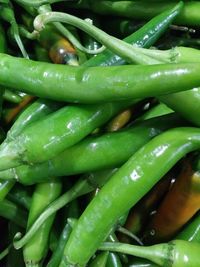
[38,4,105,55]
[33,11,160,65]
[99,242,168,266]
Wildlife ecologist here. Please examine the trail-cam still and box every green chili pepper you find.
[7,183,32,210]
[29,2,200,128]
[71,0,200,27]
[35,9,184,65]
[0,100,139,170]
[1,49,200,101]
[47,222,72,267]
[65,3,200,127]
[0,113,184,184]
[83,3,182,67]
[63,127,200,266]
[3,89,22,103]
[0,180,15,202]
[125,258,159,267]
[23,178,62,267]
[106,252,122,267]
[0,199,27,228]
[89,252,109,267]
[0,98,61,209]
[159,88,200,126]
[5,98,62,143]
[99,239,200,267]
[137,103,174,121]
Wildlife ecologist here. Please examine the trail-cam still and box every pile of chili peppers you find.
[1,0,200,266]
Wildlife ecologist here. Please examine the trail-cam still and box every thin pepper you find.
[47,222,72,267]
[89,252,109,267]
[23,178,62,267]
[0,100,137,169]
[63,127,200,266]
[0,199,27,228]
[0,113,185,184]
[0,180,15,202]
[3,89,22,104]
[106,252,122,267]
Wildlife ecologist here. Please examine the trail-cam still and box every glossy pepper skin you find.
[5,98,62,142]
[0,100,136,169]
[0,113,184,184]
[159,88,200,126]
[23,179,62,267]
[47,222,72,267]
[63,127,200,266]
[69,3,200,127]
[0,199,27,228]
[2,54,200,103]
[83,2,182,67]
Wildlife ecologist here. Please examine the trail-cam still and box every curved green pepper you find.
[23,178,62,267]
[0,100,136,169]
[0,113,184,184]
[63,127,200,266]
[1,53,200,102]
